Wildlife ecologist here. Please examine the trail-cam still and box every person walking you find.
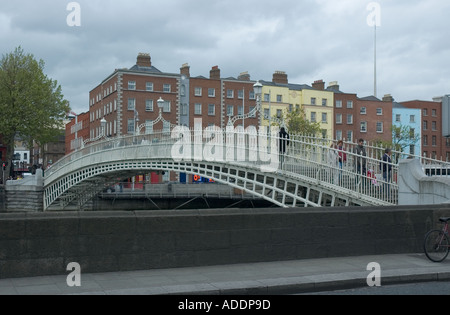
[354,138,367,189]
[337,140,347,184]
[279,127,290,169]
[380,148,392,199]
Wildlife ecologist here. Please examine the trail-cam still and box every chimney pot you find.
[136,53,151,67]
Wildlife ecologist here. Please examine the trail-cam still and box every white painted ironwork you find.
[44,125,439,211]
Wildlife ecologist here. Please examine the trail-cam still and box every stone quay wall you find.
[0,204,449,279]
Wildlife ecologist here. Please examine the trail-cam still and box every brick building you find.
[401,99,449,160]
[65,111,90,154]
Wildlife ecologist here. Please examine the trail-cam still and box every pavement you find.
[1,253,450,295]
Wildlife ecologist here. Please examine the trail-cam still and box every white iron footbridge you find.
[44,128,400,211]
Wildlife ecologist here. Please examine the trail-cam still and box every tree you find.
[279,107,321,136]
[374,124,421,162]
[0,47,70,177]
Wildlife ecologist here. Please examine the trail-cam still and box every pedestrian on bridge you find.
[279,127,290,169]
[380,148,392,199]
[354,138,367,188]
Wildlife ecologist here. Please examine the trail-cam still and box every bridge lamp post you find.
[101,118,107,137]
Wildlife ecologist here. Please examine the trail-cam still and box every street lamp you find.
[157,97,165,110]
[253,80,262,97]
[101,118,107,137]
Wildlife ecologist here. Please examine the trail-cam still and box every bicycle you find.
[424,217,450,262]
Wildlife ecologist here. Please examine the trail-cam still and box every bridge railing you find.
[46,128,403,205]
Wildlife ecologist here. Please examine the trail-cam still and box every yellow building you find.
[259,74,334,139]
[299,80,334,139]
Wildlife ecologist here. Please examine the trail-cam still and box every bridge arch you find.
[44,131,397,211]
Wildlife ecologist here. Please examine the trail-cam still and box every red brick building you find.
[401,99,448,160]
[65,111,90,154]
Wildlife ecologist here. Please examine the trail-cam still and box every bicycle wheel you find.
[424,229,450,262]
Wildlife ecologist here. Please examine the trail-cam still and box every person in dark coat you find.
[279,127,290,168]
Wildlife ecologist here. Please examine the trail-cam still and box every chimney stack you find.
[327,81,340,92]
[382,94,394,102]
[312,80,325,90]
[136,53,151,67]
[272,71,288,84]
[238,71,250,81]
[180,63,190,77]
[210,66,221,80]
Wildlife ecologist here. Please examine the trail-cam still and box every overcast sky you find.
[1,0,449,114]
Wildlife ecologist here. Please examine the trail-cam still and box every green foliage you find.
[283,107,321,136]
[0,47,70,160]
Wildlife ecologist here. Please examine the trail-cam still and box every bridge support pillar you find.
[398,159,450,205]
[5,169,44,212]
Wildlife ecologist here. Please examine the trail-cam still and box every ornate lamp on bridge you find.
[227,80,285,129]
[135,97,177,135]
[80,117,107,149]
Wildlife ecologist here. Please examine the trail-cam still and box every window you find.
[127,119,135,134]
[208,88,215,97]
[163,121,170,133]
[264,94,270,102]
[194,103,202,115]
[432,121,437,131]
[410,145,415,155]
[335,100,342,108]
[249,91,255,100]
[424,135,428,146]
[336,130,342,140]
[347,101,353,109]
[289,104,293,112]
[145,100,153,112]
[128,98,135,111]
[410,115,415,123]
[311,112,316,123]
[360,121,367,133]
[322,113,327,123]
[227,105,234,117]
[163,101,171,113]
[146,82,153,91]
[208,104,215,116]
[227,90,234,98]
[128,81,136,90]
[432,136,437,146]
[360,107,367,115]
[322,99,327,106]
[376,108,383,115]
[277,95,282,103]
[311,98,316,105]
[277,109,282,118]
[264,108,270,119]
[423,121,428,130]
[432,109,437,117]
[237,106,243,116]
[181,104,188,116]
[163,84,171,93]
[238,90,244,99]
[336,114,342,124]
[376,122,383,133]
[145,120,153,135]
[347,114,353,124]
[195,87,202,96]
[423,109,428,116]
[347,130,353,142]
[410,128,415,139]
[396,114,401,122]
